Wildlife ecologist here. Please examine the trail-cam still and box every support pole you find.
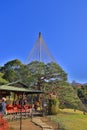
[20,93,23,130]
[31,94,33,120]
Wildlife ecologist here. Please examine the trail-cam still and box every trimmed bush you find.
[48,98,59,115]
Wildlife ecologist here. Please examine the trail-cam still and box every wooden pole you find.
[20,93,23,130]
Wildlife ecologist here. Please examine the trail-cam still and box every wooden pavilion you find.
[0,81,44,96]
[0,81,44,118]
[0,81,44,130]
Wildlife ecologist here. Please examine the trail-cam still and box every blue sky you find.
[0,0,87,83]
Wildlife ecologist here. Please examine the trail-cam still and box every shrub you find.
[48,98,59,115]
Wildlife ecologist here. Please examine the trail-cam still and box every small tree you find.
[48,94,59,115]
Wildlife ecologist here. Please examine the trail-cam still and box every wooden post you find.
[20,93,23,130]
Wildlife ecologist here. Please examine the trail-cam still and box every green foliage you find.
[76,85,87,108]
[71,82,87,109]
[4,59,22,70]
[0,72,8,85]
[3,70,18,82]
[1,59,22,82]
[26,61,67,89]
[48,98,59,115]
[48,81,86,111]
[0,60,67,87]
[0,59,85,111]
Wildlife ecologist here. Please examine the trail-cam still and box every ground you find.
[9,119,42,130]
[9,116,58,130]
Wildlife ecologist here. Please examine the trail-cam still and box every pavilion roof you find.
[6,80,28,88]
[0,85,44,94]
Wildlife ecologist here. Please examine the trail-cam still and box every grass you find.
[49,109,87,130]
